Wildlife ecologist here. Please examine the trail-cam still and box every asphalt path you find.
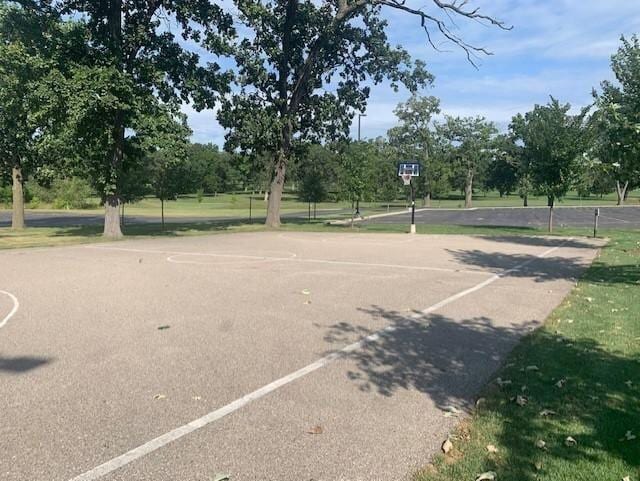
[0,232,603,481]
[366,205,640,229]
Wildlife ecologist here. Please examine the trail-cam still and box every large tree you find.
[0,3,80,229]
[437,115,497,208]
[45,0,234,237]
[511,98,588,231]
[388,95,442,206]
[218,0,508,227]
[592,35,640,205]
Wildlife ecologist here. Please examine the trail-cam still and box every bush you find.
[51,177,94,209]
[196,188,204,203]
[25,180,56,204]
[0,185,11,205]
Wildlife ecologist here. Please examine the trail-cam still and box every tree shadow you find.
[321,307,640,474]
[447,247,639,285]
[475,331,640,477]
[322,307,539,410]
[479,235,599,250]
[0,354,51,373]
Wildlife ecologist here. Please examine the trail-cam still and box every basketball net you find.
[401,173,412,186]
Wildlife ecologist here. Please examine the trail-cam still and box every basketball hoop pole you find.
[410,178,416,234]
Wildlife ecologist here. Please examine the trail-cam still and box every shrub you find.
[0,185,11,205]
[51,177,94,209]
[196,188,204,203]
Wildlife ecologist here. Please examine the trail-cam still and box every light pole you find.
[357,113,366,141]
[356,113,366,217]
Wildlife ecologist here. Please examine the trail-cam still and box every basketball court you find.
[0,231,603,481]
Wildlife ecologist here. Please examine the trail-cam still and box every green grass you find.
[415,229,640,481]
[2,189,639,220]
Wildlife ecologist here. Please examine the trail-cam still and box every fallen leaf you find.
[555,378,567,388]
[535,439,547,450]
[441,438,453,454]
[486,444,498,453]
[157,325,170,330]
[475,471,497,481]
[539,409,557,417]
[307,425,323,435]
[153,394,166,400]
[443,405,462,417]
[212,474,230,481]
[565,436,577,447]
[620,430,636,441]
[515,395,528,406]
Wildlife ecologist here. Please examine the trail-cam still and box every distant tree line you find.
[1,0,639,236]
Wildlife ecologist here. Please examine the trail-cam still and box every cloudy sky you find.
[184,0,640,146]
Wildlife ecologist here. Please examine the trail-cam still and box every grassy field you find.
[415,230,640,481]
[2,189,639,220]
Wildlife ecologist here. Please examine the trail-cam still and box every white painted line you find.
[0,289,19,329]
[88,245,490,276]
[68,241,567,481]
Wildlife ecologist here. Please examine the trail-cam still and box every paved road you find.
[1,232,603,481]
[367,205,640,229]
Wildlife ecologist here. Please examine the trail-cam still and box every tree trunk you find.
[547,196,554,233]
[464,170,473,208]
[616,180,629,206]
[11,165,25,230]
[103,0,123,239]
[161,198,165,229]
[265,154,286,227]
[263,190,269,202]
[308,201,311,221]
[424,192,431,208]
[313,202,316,220]
[523,194,528,207]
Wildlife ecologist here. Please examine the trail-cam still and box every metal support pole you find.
[594,208,599,238]
[249,195,252,224]
[410,180,416,234]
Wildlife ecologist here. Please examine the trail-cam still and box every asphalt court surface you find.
[367,205,640,228]
[0,232,604,481]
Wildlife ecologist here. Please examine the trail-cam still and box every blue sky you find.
[184,0,640,146]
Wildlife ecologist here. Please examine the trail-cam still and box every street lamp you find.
[357,113,367,142]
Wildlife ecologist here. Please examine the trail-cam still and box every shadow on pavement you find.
[322,308,538,409]
[0,354,51,374]
[322,308,640,477]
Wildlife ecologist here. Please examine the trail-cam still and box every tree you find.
[388,95,441,206]
[511,98,588,232]
[337,142,374,224]
[592,35,640,205]
[484,134,519,197]
[49,0,234,238]
[438,116,497,208]
[298,170,327,220]
[0,4,80,229]
[140,105,192,228]
[218,0,508,227]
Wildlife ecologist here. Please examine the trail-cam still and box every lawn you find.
[2,189,639,220]
[415,229,640,481]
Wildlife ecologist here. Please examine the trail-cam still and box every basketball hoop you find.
[401,173,412,186]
